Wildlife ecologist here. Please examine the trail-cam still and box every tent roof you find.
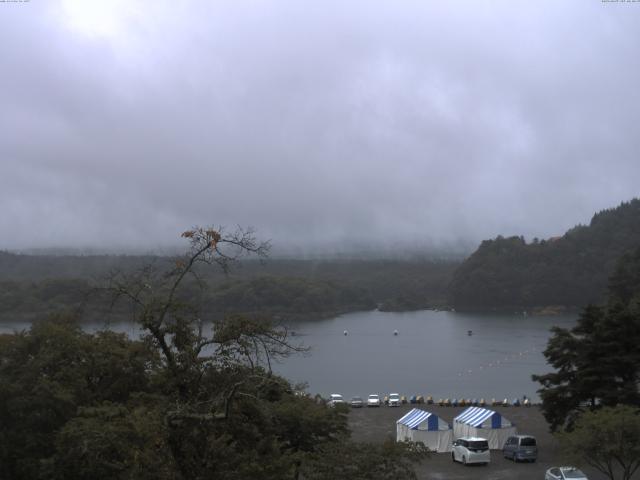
[454,407,501,427]
[397,409,436,429]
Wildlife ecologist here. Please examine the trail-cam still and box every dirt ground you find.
[348,404,636,480]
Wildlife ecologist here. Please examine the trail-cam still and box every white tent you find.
[396,408,453,453]
[453,406,516,449]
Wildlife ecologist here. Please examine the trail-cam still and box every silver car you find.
[545,466,589,480]
[367,394,381,407]
[503,435,537,462]
[388,393,401,407]
[328,393,344,407]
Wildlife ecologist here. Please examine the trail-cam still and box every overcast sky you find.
[1,0,639,254]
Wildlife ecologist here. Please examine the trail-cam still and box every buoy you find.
[343,330,348,336]
[393,329,398,336]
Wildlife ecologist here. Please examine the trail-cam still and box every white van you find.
[451,437,490,465]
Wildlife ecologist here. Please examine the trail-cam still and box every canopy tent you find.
[396,408,453,453]
[453,407,516,449]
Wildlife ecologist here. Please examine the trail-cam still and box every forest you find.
[449,199,640,311]
[2,199,640,319]
[0,228,429,479]
[0,251,458,322]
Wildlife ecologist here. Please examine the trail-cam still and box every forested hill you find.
[0,253,458,321]
[449,199,640,311]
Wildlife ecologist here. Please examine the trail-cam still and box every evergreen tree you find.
[533,246,640,430]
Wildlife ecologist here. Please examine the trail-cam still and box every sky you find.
[1,0,639,255]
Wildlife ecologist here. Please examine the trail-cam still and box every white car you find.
[367,394,381,407]
[545,467,589,480]
[388,393,401,407]
[328,393,344,407]
[451,437,490,465]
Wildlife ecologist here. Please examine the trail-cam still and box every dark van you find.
[502,435,537,462]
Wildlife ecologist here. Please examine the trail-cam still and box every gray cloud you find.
[1,0,639,253]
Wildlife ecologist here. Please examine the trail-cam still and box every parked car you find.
[367,394,381,407]
[350,396,364,408]
[388,393,401,407]
[545,467,589,480]
[451,437,490,465]
[328,394,344,407]
[502,435,537,462]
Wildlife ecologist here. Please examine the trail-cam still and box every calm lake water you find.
[0,309,576,401]
[274,309,575,401]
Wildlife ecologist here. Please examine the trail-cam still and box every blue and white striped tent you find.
[453,407,516,449]
[396,409,452,452]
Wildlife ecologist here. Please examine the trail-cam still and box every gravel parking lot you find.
[348,404,636,480]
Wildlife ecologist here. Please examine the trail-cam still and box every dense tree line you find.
[557,406,640,480]
[0,254,458,321]
[533,246,640,431]
[0,227,428,479]
[0,314,427,479]
[205,276,375,318]
[450,198,640,310]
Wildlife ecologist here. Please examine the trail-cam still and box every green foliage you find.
[608,247,640,308]
[0,252,458,321]
[0,227,429,479]
[0,315,156,479]
[533,247,640,431]
[450,198,640,309]
[556,406,640,480]
[50,400,175,480]
[206,275,376,318]
[300,439,429,480]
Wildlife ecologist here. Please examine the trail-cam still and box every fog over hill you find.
[1,1,640,253]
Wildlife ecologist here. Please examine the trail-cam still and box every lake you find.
[0,309,576,402]
[274,309,576,402]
